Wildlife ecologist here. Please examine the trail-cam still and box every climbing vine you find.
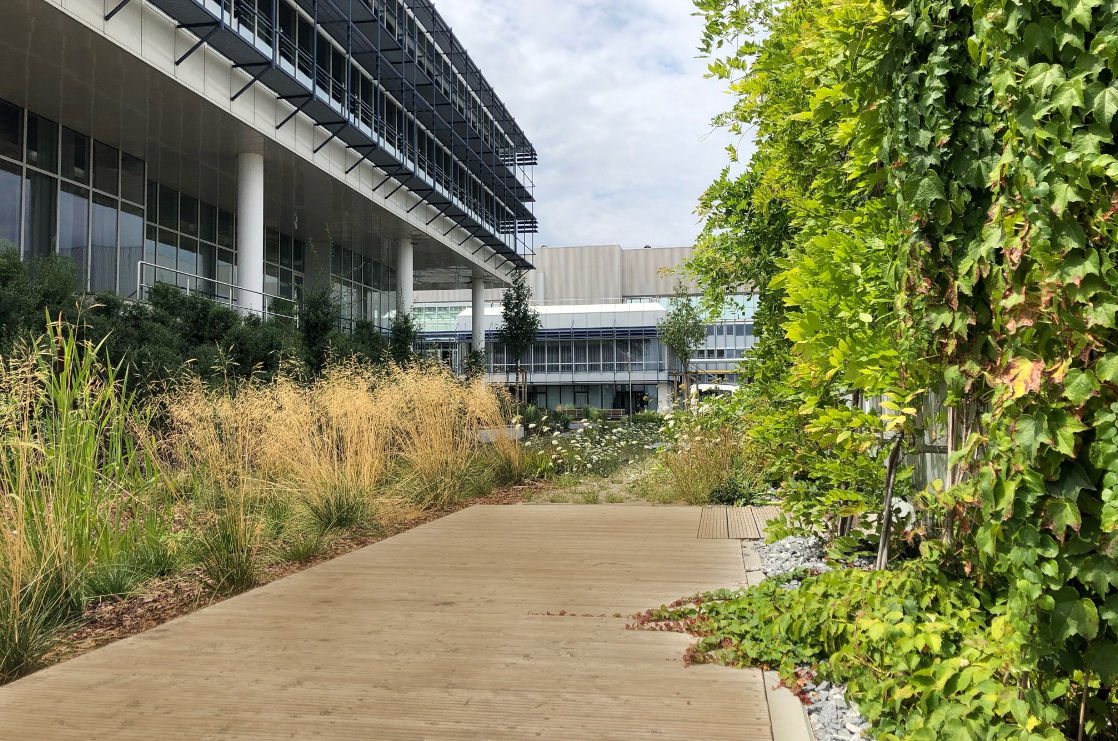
[681,0,1118,736]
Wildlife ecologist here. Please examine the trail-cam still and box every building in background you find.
[0,0,536,328]
[414,244,755,413]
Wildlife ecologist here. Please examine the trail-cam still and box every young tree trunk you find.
[874,434,906,570]
[942,405,956,546]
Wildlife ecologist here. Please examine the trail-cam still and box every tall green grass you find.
[0,319,169,679]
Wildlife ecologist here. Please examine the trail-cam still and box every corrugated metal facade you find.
[414,244,696,305]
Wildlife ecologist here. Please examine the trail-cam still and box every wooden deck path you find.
[698,505,783,539]
[0,505,775,740]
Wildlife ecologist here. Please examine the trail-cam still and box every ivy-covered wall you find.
[684,0,1118,736]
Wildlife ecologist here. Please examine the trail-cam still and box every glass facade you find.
[0,98,146,295]
[413,304,468,332]
[143,181,233,302]
[331,245,394,331]
[0,95,395,325]
[487,337,667,375]
[264,227,306,316]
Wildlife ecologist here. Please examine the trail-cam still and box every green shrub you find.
[636,560,1102,740]
[0,246,81,355]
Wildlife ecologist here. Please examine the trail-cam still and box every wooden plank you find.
[0,505,771,740]
[750,505,783,538]
[728,507,761,539]
[697,505,730,539]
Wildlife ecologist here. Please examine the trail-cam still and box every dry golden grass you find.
[660,428,735,505]
[0,327,522,681]
[161,361,519,515]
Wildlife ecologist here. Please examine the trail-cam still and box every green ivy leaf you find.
[1062,369,1098,404]
[906,173,946,213]
[1097,354,1118,383]
[1086,641,1118,681]
[1044,499,1082,541]
[1051,592,1099,641]
[1092,85,1118,124]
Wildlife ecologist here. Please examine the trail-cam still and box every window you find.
[179,193,199,236]
[26,115,57,173]
[118,204,143,299]
[23,170,56,259]
[90,193,118,293]
[0,159,21,248]
[120,153,145,205]
[60,128,90,185]
[58,182,90,286]
[93,141,119,195]
[0,100,21,162]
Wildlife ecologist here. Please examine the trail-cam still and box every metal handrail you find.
[135,262,297,323]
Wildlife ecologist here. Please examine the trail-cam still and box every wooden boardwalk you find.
[0,505,774,740]
[698,505,783,539]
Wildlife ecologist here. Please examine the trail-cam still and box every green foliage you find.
[683,0,1118,734]
[299,289,339,375]
[193,501,260,596]
[304,485,369,534]
[516,403,571,433]
[656,282,706,375]
[688,173,794,395]
[496,272,540,401]
[496,272,540,364]
[521,421,660,479]
[0,559,81,683]
[636,561,1090,740]
[579,405,608,423]
[0,246,80,354]
[389,311,418,366]
[462,348,487,380]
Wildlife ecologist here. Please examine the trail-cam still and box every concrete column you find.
[396,235,413,315]
[236,153,265,315]
[471,270,486,352]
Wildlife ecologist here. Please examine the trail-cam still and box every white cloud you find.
[435,0,744,250]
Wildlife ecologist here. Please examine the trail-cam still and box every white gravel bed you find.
[752,536,874,740]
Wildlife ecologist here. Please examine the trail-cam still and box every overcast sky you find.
[436,0,741,250]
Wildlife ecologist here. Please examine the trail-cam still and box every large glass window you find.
[58,182,90,286]
[0,100,21,162]
[90,193,118,293]
[60,128,90,185]
[93,141,119,195]
[118,204,144,299]
[0,159,21,249]
[120,153,145,205]
[23,170,56,260]
[26,115,57,173]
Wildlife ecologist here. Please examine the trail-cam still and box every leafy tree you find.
[688,172,794,396]
[299,289,339,375]
[389,310,417,366]
[496,272,539,402]
[657,282,706,402]
[348,319,388,364]
[462,348,487,380]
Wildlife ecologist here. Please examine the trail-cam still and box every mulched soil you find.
[41,483,542,670]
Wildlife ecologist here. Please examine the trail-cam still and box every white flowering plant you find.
[520,420,661,478]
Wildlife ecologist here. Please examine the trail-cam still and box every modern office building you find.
[0,0,536,330]
[414,244,755,413]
